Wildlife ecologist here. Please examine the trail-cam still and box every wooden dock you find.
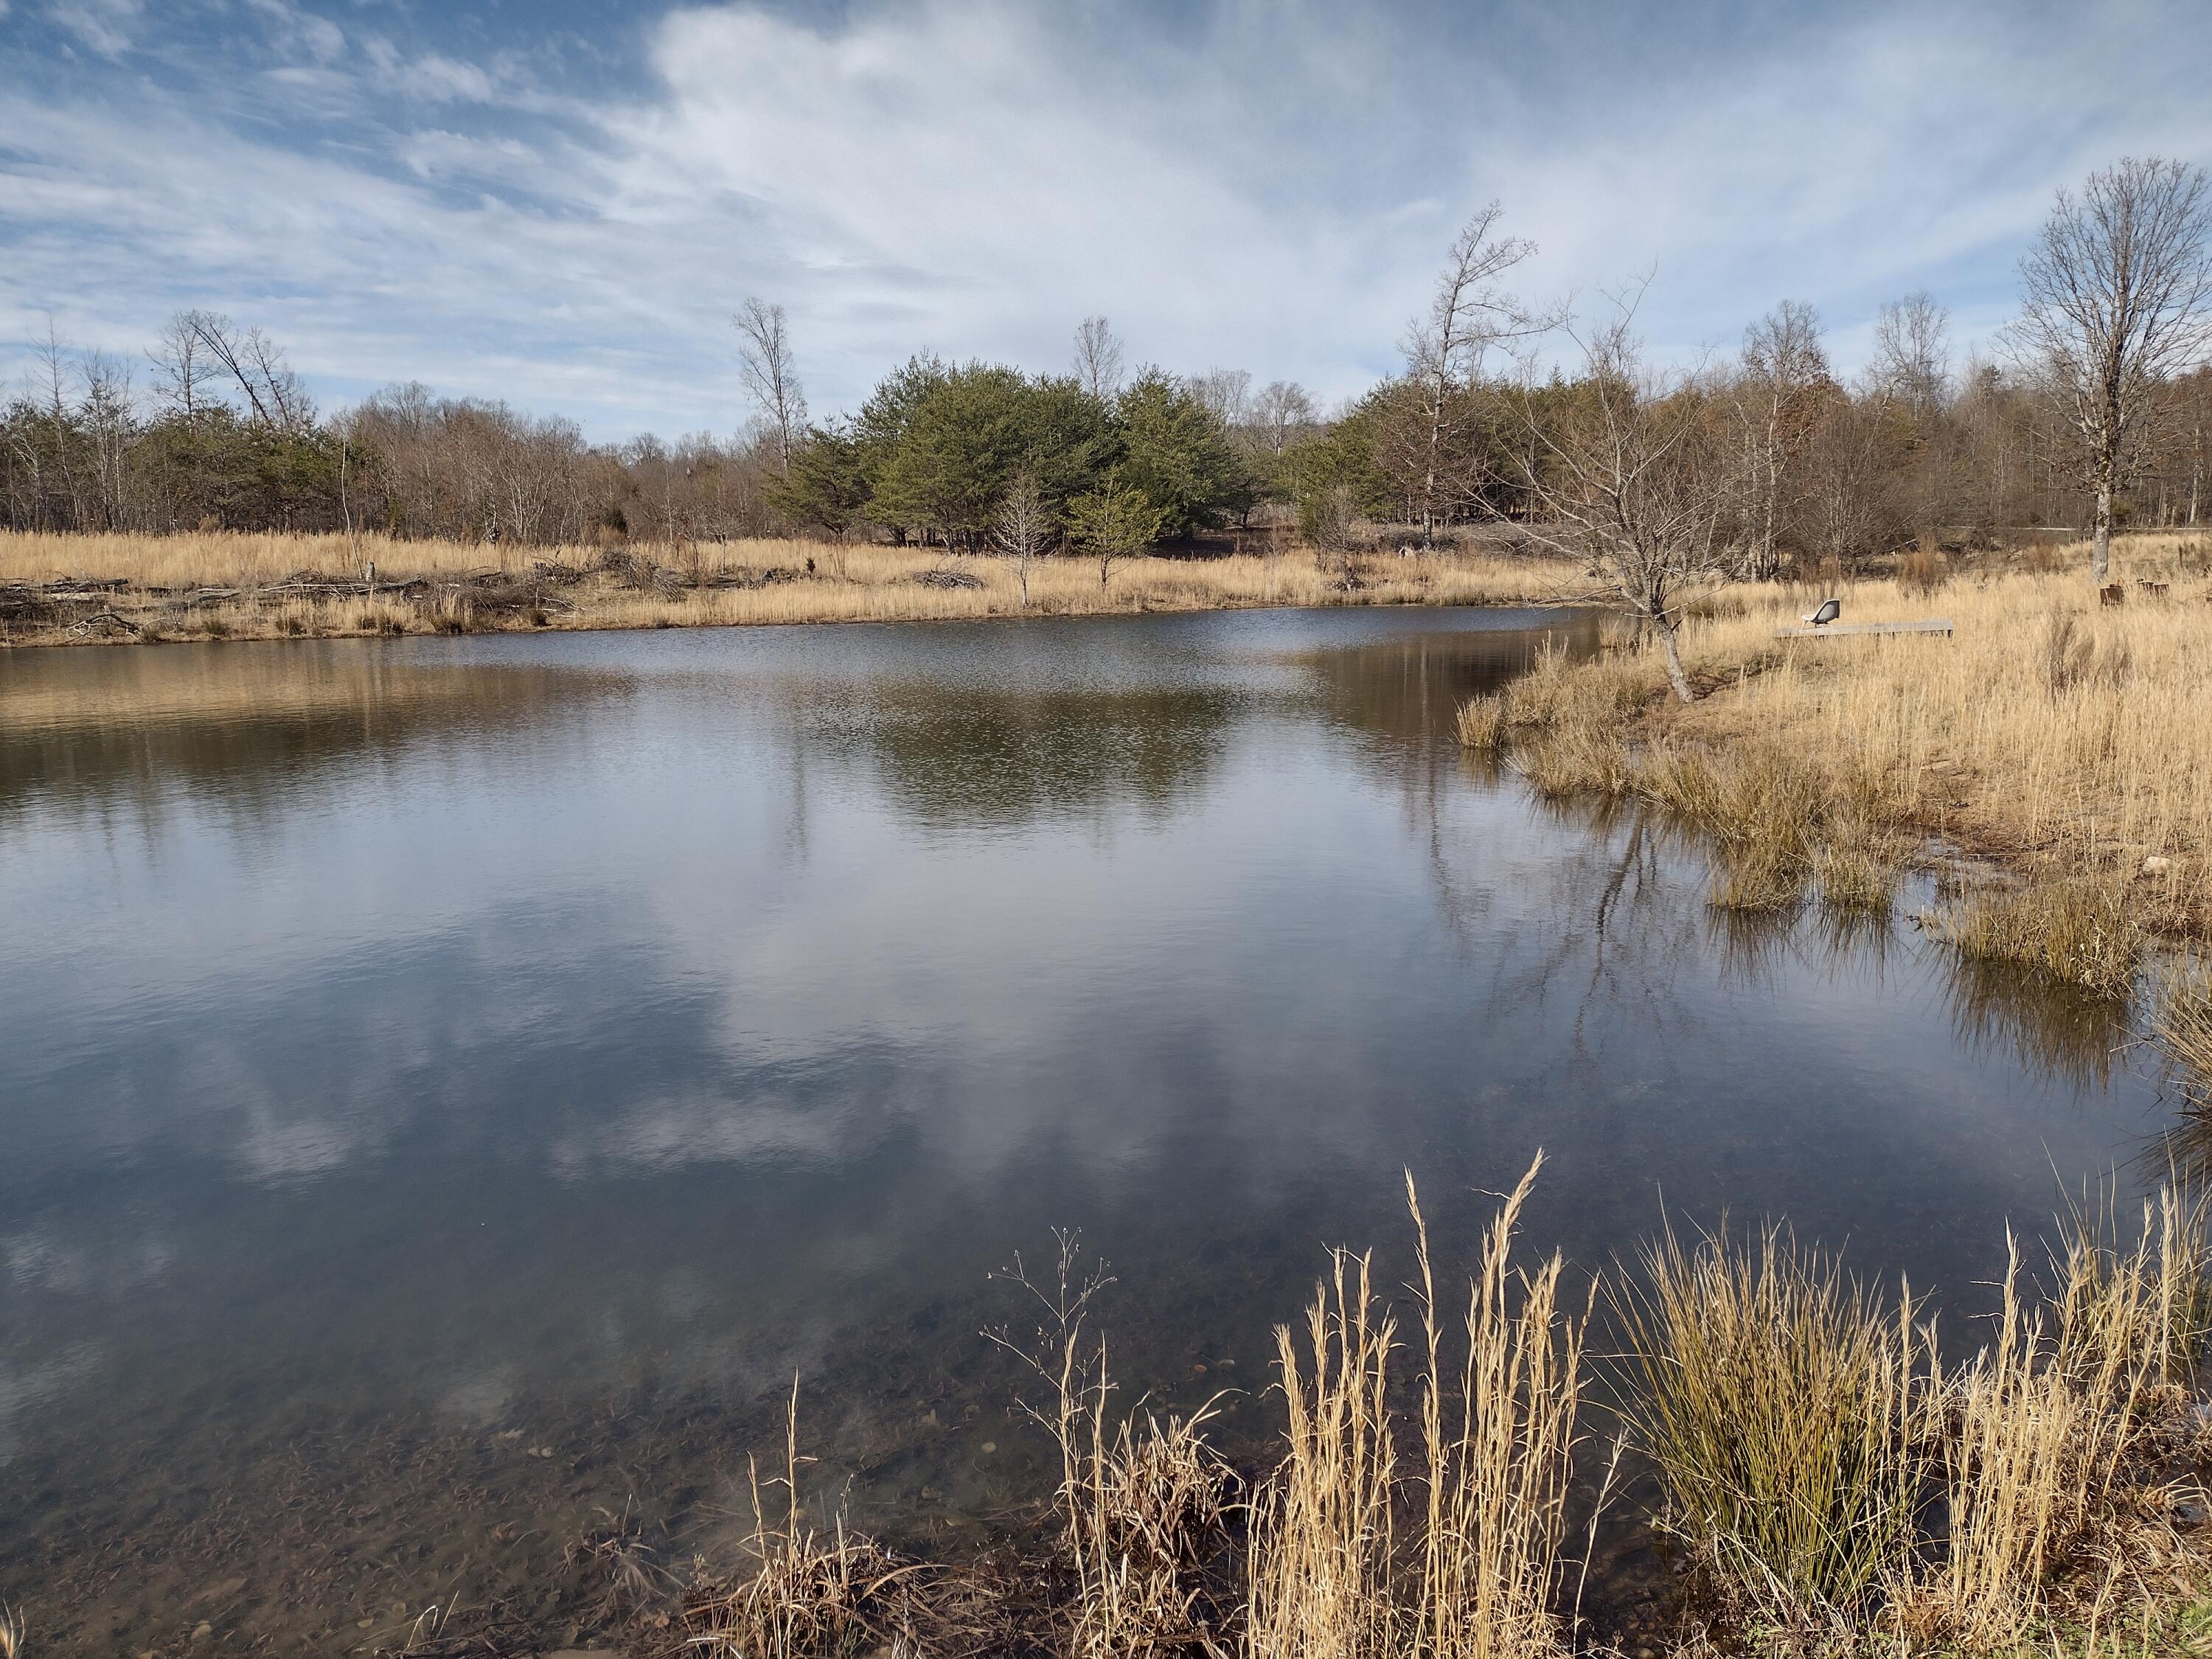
[1775,619,1953,639]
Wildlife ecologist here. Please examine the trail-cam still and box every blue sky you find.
[3,0,2210,439]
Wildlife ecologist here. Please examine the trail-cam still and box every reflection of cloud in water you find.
[0,609,2185,1475]
[0,1346,100,1464]
[4,1228,173,1296]
[547,1085,877,1178]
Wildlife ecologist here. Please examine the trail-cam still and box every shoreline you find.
[0,529,1586,651]
[1459,532,2212,950]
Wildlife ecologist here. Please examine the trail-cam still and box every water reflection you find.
[0,607,2182,1653]
[0,641,626,832]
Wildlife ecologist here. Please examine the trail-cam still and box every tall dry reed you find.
[1405,1160,1588,1659]
[1247,1247,1401,1659]
[1247,1158,1590,1659]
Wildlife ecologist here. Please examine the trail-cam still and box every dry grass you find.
[1618,1184,2212,1655]
[990,1234,1242,1659]
[1248,1247,1401,1659]
[1919,877,2143,997]
[1246,1158,1589,1659]
[1405,1160,1588,1659]
[0,1605,21,1659]
[1613,1224,1929,1628]
[2156,959,2212,1099]
[1455,693,1505,749]
[685,1380,941,1659]
[0,529,1582,647]
[1464,532,2212,939]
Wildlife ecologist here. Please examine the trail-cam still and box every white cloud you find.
[45,0,141,58]
[3,0,2212,434]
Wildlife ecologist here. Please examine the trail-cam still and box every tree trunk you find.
[1658,619,1696,704]
[2093,479,2113,581]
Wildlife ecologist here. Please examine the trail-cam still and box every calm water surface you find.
[0,606,2182,1649]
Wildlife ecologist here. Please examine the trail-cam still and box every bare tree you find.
[2006,156,2212,580]
[148,312,222,430]
[734,297,807,476]
[1250,380,1317,456]
[992,468,1051,607]
[1732,300,1829,580]
[1073,315,1125,403]
[1870,291,1952,420]
[80,351,136,529]
[180,310,312,431]
[1402,202,1545,547]
[1191,367,1252,428]
[1514,299,1734,703]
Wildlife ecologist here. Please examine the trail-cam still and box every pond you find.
[0,607,2181,1651]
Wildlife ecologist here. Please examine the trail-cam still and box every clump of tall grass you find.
[686,1380,938,1659]
[0,1605,21,1659]
[990,1234,1241,1659]
[1613,1224,1930,1629]
[1455,693,1505,750]
[1815,830,1906,915]
[1921,877,2141,998]
[1618,1187,2212,1652]
[1405,1161,1587,1659]
[1512,721,1633,801]
[1246,1159,1590,1659]
[1907,1189,2212,1649]
[2042,610,2134,698]
[1898,538,1951,598]
[1637,742,1832,911]
[2154,957,2212,1099]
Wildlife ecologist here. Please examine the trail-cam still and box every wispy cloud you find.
[45,0,142,58]
[2,1,2209,437]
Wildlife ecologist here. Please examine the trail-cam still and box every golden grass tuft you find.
[685,1380,939,1659]
[2155,958,2212,1100]
[0,1605,21,1659]
[1920,877,2141,998]
[1619,1183,2212,1653]
[1613,1223,1929,1627]
[1455,693,1505,750]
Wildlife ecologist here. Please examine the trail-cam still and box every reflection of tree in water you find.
[1408,760,2138,1100]
[0,644,621,832]
[833,681,1237,830]
[1295,611,1605,747]
[1938,952,2129,1093]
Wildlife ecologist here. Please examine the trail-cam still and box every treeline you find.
[9,276,2212,569]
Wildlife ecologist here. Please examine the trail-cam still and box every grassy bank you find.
[1458,533,2212,947]
[0,530,1582,647]
[686,1169,2212,1659]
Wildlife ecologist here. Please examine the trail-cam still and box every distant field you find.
[0,530,1586,647]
